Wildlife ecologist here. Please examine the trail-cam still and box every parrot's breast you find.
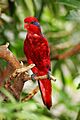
[26,33,50,73]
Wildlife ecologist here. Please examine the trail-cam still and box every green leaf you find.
[0,87,16,103]
[57,0,80,9]
[67,10,80,22]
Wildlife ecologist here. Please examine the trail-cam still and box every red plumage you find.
[24,16,52,109]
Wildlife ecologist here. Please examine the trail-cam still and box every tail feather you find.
[38,79,52,109]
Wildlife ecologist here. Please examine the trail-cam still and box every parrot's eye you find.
[30,21,35,24]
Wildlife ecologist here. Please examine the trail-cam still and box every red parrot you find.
[24,16,52,109]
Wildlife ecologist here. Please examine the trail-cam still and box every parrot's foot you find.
[31,74,36,82]
[47,71,51,80]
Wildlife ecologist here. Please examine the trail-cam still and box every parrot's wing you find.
[24,39,38,74]
[38,37,52,109]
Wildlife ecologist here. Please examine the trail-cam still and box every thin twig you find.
[12,64,35,78]
[24,74,56,82]
[21,86,39,102]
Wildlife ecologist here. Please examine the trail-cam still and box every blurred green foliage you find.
[0,0,80,120]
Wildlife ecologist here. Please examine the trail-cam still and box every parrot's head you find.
[24,16,41,34]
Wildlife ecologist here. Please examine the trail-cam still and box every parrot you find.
[24,16,52,109]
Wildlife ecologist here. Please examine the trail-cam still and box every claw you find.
[47,71,51,80]
[31,74,36,82]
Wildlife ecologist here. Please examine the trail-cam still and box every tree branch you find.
[51,43,80,60]
[0,43,24,99]
[11,64,35,78]
[0,43,20,69]
[0,64,12,86]
[24,74,56,82]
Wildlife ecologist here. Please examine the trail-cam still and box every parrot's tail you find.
[38,79,52,109]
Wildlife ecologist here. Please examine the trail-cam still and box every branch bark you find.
[0,43,23,99]
[0,43,20,69]
[0,64,12,86]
